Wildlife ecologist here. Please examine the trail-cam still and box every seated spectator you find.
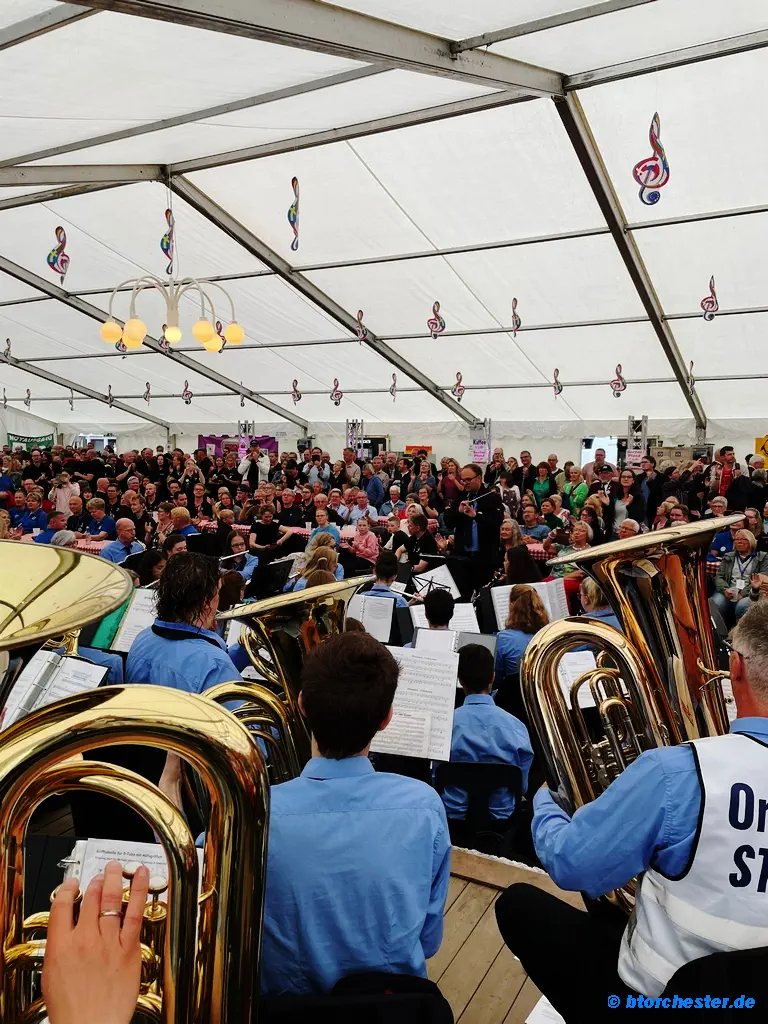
[169,507,199,538]
[579,578,621,630]
[18,492,48,534]
[396,513,438,574]
[85,498,117,541]
[308,507,341,548]
[66,495,92,536]
[651,499,676,531]
[544,520,592,578]
[539,498,562,531]
[744,506,768,552]
[367,551,409,609]
[581,498,606,545]
[417,484,440,521]
[617,517,641,540]
[499,544,543,586]
[712,529,768,625]
[520,505,549,543]
[339,517,379,576]
[223,530,258,582]
[50,529,78,548]
[669,503,691,525]
[703,494,728,520]
[259,632,450,994]
[349,490,378,523]
[32,510,67,544]
[100,518,146,563]
[8,490,27,529]
[495,586,550,677]
[442,644,533,823]
[497,518,524,569]
[0,509,11,539]
[380,484,406,518]
[135,549,167,587]
[381,514,409,555]
[710,519,743,560]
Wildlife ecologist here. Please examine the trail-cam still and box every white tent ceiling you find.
[0,0,766,439]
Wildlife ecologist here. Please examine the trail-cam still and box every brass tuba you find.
[0,542,270,1023]
[521,516,742,872]
[216,575,375,770]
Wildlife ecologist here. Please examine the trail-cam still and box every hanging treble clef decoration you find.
[215,320,227,351]
[69,389,74,412]
[160,208,175,276]
[287,176,300,251]
[355,310,368,345]
[511,297,521,338]
[144,382,151,405]
[291,379,302,404]
[553,368,563,399]
[239,385,245,409]
[115,340,127,359]
[47,226,70,284]
[451,372,465,402]
[24,389,31,409]
[389,373,397,402]
[181,380,193,405]
[2,338,10,360]
[700,276,719,321]
[107,385,114,409]
[330,378,343,406]
[632,112,670,206]
[427,301,445,339]
[687,361,696,395]
[158,324,170,352]
[610,364,627,398]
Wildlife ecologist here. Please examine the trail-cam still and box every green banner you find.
[7,432,55,451]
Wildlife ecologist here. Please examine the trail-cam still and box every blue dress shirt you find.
[100,539,145,563]
[362,475,385,508]
[308,523,341,547]
[532,717,768,899]
[32,528,58,544]
[18,507,47,534]
[367,582,409,609]
[521,524,550,541]
[179,523,199,536]
[495,628,535,677]
[125,619,242,693]
[380,500,406,517]
[88,515,116,539]
[710,529,734,559]
[9,506,25,528]
[230,552,258,582]
[260,756,451,995]
[443,694,534,819]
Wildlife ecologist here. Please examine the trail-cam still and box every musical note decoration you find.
[158,324,170,352]
[632,113,670,206]
[427,301,446,339]
[700,276,719,321]
[355,310,368,345]
[2,338,9,360]
[239,385,245,409]
[115,340,127,358]
[451,372,465,402]
[144,382,151,405]
[291,379,302,405]
[553,368,563,399]
[389,373,397,402]
[107,385,114,409]
[687,361,696,395]
[181,380,193,405]
[47,226,70,284]
[23,389,31,409]
[160,208,175,275]
[287,176,300,252]
[610,364,627,398]
[330,378,343,406]
[511,297,521,338]
[69,389,74,412]
[215,320,227,351]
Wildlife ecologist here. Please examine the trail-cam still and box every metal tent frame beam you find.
[556,93,706,430]
[0,254,310,430]
[0,4,95,52]
[0,182,127,211]
[453,0,657,52]
[0,352,171,429]
[0,165,162,186]
[74,0,563,96]
[170,175,484,428]
[0,65,386,170]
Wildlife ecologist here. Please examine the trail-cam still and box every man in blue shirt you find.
[8,491,27,529]
[367,551,409,609]
[495,602,768,1018]
[100,518,146,563]
[86,498,116,541]
[126,551,242,693]
[31,510,66,544]
[443,644,533,822]
[380,484,406,518]
[520,505,550,542]
[361,463,385,509]
[261,632,450,995]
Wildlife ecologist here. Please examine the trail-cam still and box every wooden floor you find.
[429,849,581,1023]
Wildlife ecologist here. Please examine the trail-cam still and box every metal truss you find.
[0,4,95,52]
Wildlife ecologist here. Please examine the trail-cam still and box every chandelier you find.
[99,275,245,353]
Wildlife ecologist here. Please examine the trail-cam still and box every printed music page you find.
[410,602,479,632]
[40,657,108,709]
[412,563,461,599]
[79,839,205,903]
[359,596,394,643]
[370,648,458,761]
[557,651,597,709]
[491,581,569,630]
[1,649,59,730]
[112,589,158,653]
[415,629,458,652]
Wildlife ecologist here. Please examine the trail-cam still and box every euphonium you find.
[521,516,742,899]
[217,575,375,769]
[0,542,271,1023]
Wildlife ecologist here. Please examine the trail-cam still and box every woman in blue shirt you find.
[223,529,258,582]
[495,585,550,678]
[17,494,48,534]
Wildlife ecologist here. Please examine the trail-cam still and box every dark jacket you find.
[510,465,537,495]
[638,471,664,526]
[444,486,504,560]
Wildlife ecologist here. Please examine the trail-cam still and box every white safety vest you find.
[618,733,768,997]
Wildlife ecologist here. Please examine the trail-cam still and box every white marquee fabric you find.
[0,0,766,448]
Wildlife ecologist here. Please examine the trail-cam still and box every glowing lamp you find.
[123,335,144,350]
[164,324,182,344]
[192,319,215,344]
[123,318,147,345]
[100,320,123,344]
[223,322,245,345]
[203,336,223,353]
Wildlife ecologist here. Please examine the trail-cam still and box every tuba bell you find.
[0,542,271,1023]
[521,516,742,905]
[216,575,375,769]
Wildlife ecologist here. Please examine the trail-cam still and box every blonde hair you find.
[505,586,550,633]
[306,531,335,557]
[580,578,609,610]
[302,547,339,578]
[0,510,10,540]
[584,494,604,517]
[170,507,191,526]
[500,519,523,546]
[734,529,757,552]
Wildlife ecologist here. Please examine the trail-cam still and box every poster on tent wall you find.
[470,438,490,463]
[405,444,433,455]
[198,435,279,458]
[7,432,55,451]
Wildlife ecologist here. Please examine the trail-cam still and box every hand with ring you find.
[42,859,149,1024]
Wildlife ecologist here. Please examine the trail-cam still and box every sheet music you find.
[412,563,461,600]
[226,619,244,646]
[415,629,458,652]
[1,649,59,729]
[347,595,395,642]
[78,838,205,903]
[38,657,108,710]
[526,996,565,1024]
[490,580,569,630]
[410,601,479,633]
[112,589,158,653]
[557,651,597,709]
[370,648,458,761]
[390,581,408,595]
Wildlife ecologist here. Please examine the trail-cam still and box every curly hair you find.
[505,585,550,633]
